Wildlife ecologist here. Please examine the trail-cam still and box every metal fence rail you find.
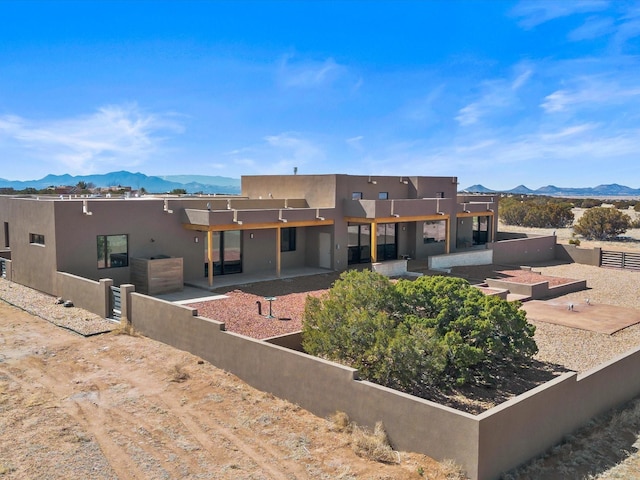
[0,259,6,278]
[601,250,640,270]
[110,286,121,320]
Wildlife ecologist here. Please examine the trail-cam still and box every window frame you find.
[280,227,297,252]
[29,233,45,245]
[378,192,389,200]
[97,234,129,269]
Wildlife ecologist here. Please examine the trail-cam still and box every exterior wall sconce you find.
[163,199,173,213]
[194,237,199,243]
[368,176,377,184]
[250,233,254,239]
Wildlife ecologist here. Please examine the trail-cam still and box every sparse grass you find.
[111,322,138,336]
[0,463,16,475]
[328,412,398,464]
[352,421,398,464]
[169,363,190,383]
[328,411,353,434]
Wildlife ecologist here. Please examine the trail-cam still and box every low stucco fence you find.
[47,271,640,479]
[490,235,557,265]
[556,244,601,266]
[484,276,587,300]
[55,272,113,318]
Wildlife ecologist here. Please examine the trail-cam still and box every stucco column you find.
[207,230,213,287]
[446,218,451,254]
[119,283,135,327]
[99,278,114,319]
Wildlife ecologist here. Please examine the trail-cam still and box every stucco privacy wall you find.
[477,346,640,479]
[428,249,493,270]
[490,235,556,265]
[55,272,112,318]
[33,271,640,479]
[127,292,482,479]
[556,244,601,266]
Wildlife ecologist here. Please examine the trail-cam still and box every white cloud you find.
[568,15,615,41]
[455,65,532,126]
[0,104,183,174]
[277,55,345,89]
[511,0,610,29]
[541,78,640,113]
[226,132,325,174]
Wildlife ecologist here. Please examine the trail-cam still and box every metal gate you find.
[110,286,121,321]
[601,250,640,270]
[0,259,5,279]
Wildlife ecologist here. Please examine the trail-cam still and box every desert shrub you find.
[568,237,581,246]
[169,363,190,382]
[573,207,631,240]
[579,198,602,208]
[499,197,573,228]
[352,421,398,464]
[303,271,537,391]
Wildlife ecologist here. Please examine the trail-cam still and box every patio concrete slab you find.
[522,300,640,335]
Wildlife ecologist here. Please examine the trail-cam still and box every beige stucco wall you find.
[128,291,481,478]
[1,197,58,293]
[491,235,557,265]
[55,272,112,318]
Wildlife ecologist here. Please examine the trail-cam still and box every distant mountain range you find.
[0,171,241,194]
[462,183,640,197]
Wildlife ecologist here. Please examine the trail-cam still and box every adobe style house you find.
[0,174,497,295]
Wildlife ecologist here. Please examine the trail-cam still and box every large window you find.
[423,220,446,243]
[29,233,45,245]
[280,227,296,252]
[97,234,128,268]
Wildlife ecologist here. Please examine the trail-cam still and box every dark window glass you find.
[281,227,296,252]
[29,233,45,245]
[97,234,128,268]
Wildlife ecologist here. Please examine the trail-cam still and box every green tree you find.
[573,207,631,240]
[302,271,537,393]
[170,188,187,195]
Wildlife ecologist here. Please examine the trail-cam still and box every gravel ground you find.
[0,279,116,336]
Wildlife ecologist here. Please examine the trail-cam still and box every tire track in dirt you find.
[19,341,310,479]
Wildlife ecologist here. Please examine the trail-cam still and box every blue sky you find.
[1,0,639,189]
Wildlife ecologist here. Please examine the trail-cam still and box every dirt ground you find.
[0,302,457,480]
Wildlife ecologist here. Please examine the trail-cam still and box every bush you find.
[499,197,573,228]
[573,207,631,240]
[302,271,537,392]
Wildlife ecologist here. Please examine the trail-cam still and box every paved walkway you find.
[522,300,640,335]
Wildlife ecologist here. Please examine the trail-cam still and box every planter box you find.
[131,256,183,295]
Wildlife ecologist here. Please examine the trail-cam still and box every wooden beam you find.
[276,226,281,278]
[182,218,334,232]
[344,215,450,224]
[370,221,377,263]
[207,231,213,287]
